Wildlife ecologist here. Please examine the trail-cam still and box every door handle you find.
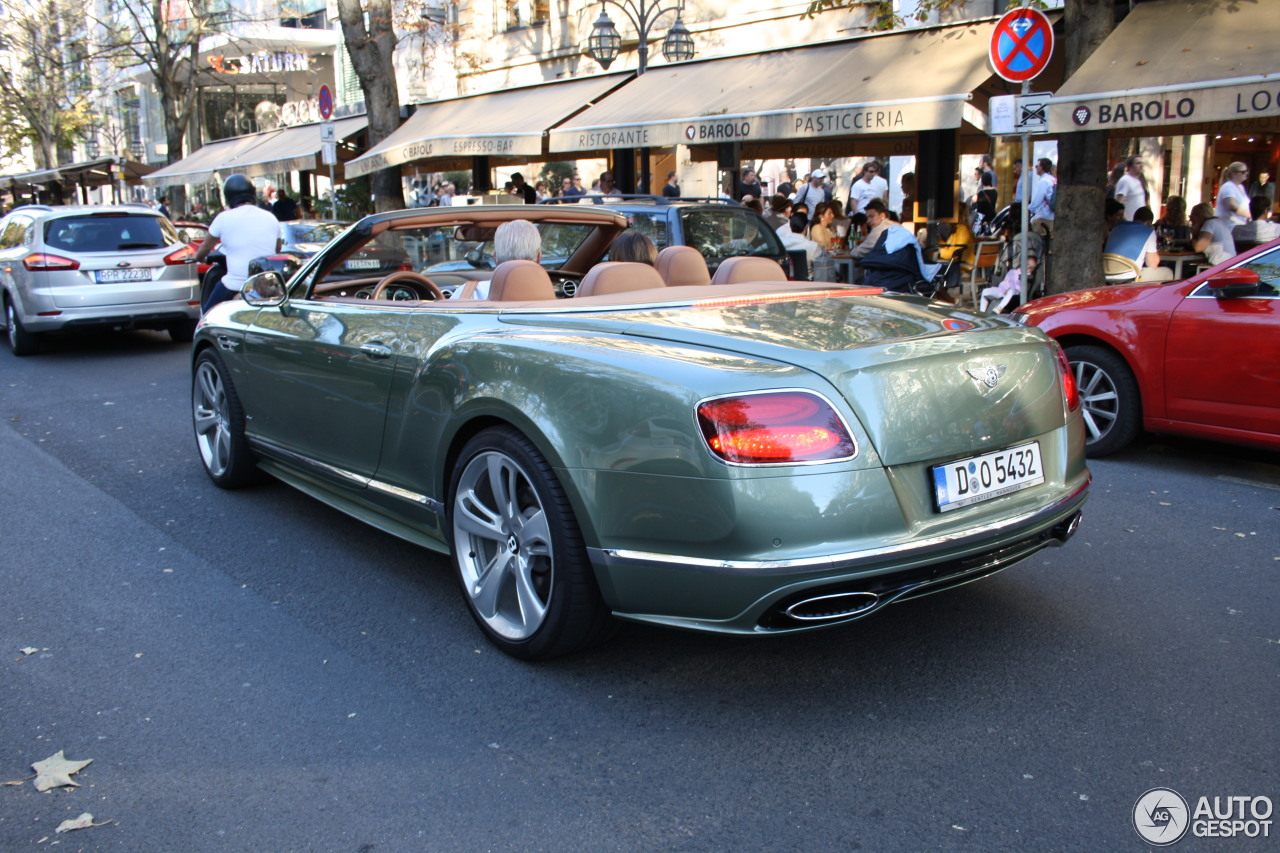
[360,342,393,359]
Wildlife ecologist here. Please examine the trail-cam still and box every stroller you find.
[858,228,956,299]
[971,203,1011,238]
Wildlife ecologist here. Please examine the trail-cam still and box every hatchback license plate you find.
[932,442,1044,512]
[346,259,380,270]
[96,268,152,283]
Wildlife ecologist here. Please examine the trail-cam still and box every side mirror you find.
[242,271,287,306]
[1206,267,1260,298]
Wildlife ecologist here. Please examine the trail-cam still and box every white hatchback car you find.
[0,204,200,355]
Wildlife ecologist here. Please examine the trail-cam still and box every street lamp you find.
[585,0,695,75]
[585,0,695,194]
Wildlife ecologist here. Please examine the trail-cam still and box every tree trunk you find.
[1048,0,1116,295]
[166,119,188,216]
[336,0,405,214]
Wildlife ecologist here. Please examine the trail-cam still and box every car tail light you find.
[697,391,855,464]
[23,253,80,272]
[164,245,196,265]
[1054,345,1080,412]
[398,259,413,271]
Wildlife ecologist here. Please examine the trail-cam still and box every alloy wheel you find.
[1074,359,1119,444]
[452,450,554,641]
[193,361,232,477]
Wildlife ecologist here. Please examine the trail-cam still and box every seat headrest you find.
[486,259,556,301]
[709,256,787,285]
[575,262,666,297]
[655,245,710,287]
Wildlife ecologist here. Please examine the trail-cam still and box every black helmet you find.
[222,174,256,208]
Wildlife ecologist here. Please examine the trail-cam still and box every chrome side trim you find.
[366,479,445,514]
[248,437,445,514]
[589,476,1089,576]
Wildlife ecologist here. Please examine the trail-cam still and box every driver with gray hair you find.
[458,219,542,299]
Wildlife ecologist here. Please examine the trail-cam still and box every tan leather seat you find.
[655,245,711,287]
[709,256,788,285]
[574,262,666,297]
[485,260,556,301]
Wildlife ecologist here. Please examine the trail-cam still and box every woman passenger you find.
[610,230,658,265]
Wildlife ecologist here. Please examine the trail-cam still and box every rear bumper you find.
[20,300,199,332]
[590,474,1089,635]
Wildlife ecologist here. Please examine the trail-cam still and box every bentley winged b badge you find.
[966,364,1007,389]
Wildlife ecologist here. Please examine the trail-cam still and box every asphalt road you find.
[1,330,1277,852]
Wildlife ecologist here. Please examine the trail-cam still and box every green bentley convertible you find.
[191,205,1089,659]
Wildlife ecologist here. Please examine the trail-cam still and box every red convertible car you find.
[1015,238,1280,456]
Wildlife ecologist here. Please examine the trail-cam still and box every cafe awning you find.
[1,158,157,189]
[344,72,631,178]
[145,134,284,188]
[144,117,366,187]
[222,116,367,177]
[548,21,1001,153]
[1048,0,1280,133]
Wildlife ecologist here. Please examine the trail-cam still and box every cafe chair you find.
[966,240,1003,306]
[1102,253,1142,284]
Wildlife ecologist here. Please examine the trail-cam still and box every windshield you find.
[421,220,596,271]
[45,214,177,252]
[286,222,349,245]
[679,207,784,268]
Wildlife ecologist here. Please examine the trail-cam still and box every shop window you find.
[280,0,328,29]
[502,0,549,31]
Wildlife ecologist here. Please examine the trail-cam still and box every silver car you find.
[0,204,200,355]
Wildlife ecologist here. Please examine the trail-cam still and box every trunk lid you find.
[512,292,1066,466]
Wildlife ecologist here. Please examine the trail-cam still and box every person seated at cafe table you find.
[809,202,838,252]
[776,213,822,266]
[763,195,792,231]
[1189,202,1237,267]
[1103,198,1125,240]
[851,199,892,262]
[1155,195,1192,245]
[1231,195,1280,247]
[1104,206,1169,283]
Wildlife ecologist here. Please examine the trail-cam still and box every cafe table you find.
[1158,251,1207,279]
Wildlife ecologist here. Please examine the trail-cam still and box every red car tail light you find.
[1054,345,1080,412]
[697,391,856,464]
[164,245,196,265]
[23,253,80,272]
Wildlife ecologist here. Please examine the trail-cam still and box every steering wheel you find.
[370,271,445,302]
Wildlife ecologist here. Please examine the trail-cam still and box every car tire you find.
[169,320,197,343]
[192,348,261,488]
[5,297,40,356]
[449,426,614,660]
[1065,344,1141,457]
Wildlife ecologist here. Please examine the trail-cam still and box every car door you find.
[239,297,409,481]
[1164,247,1280,438]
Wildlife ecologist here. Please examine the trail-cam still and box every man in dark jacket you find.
[272,189,299,221]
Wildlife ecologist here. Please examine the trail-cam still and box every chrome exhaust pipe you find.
[783,591,879,622]
[1051,511,1083,544]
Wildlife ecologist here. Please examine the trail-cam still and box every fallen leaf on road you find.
[32,751,92,792]
[20,647,38,656]
[55,813,111,833]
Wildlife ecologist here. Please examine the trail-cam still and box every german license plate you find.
[932,442,1044,512]
[345,259,380,270]
[96,268,152,283]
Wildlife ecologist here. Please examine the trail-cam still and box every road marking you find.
[1216,475,1280,492]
